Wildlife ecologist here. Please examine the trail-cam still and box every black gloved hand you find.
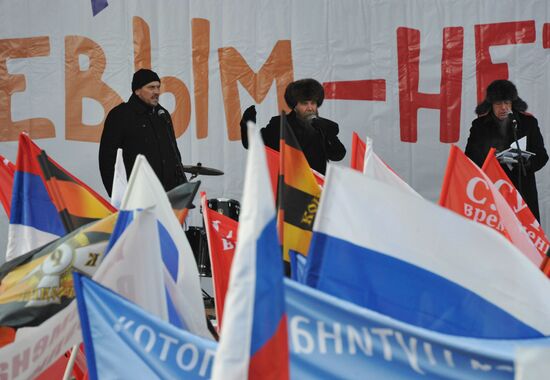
[242,105,257,124]
[311,117,339,138]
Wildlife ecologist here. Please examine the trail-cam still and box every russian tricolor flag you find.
[212,122,288,379]
[305,165,550,339]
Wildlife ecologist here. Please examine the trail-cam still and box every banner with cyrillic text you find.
[74,274,216,380]
[285,279,550,379]
[1,0,550,247]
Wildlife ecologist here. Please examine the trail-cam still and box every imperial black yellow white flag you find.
[0,213,117,328]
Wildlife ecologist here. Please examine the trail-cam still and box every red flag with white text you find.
[201,192,237,331]
[481,148,550,272]
[439,145,543,267]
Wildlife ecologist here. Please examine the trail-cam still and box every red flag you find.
[310,168,325,187]
[265,146,279,201]
[201,192,237,332]
[0,326,15,348]
[0,155,15,218]
[34,355,70,380]
[482,148,550,268]
[34,345,87,380]
[439,145,542,266]
[350,132,366,171]
[71,344,88,380]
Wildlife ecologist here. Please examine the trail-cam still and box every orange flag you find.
[439,145,542,267]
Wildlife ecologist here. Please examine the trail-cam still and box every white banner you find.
[1,0,549,246]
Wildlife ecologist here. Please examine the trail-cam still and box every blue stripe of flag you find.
[9,171,64,236]
[250,218,285,355]
[309,231,542,339]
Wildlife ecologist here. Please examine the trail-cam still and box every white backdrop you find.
[1,0,550,255]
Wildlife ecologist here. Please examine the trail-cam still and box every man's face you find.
[492,100,512,120]
[135,81,161,107]
[294,100,318,120]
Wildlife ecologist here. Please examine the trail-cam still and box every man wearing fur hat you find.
[240,78,346,174]
[99,68,187,195]
[465,79,548,221]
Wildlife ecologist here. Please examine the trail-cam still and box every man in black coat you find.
[240,78,346,175]
[465,79,548,221]
[99,69,187,196]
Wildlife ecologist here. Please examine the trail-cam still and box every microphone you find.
[507,110,517,125]
[157,108,172,126]
[305,114,319,130]
[306,114,318,122]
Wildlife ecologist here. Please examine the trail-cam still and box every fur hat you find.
[475,79,528,115]
[132,69,161,92]
[284,78,325,109]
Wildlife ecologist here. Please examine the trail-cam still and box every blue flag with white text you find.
[73,272,217,380]
[285,279,550,379]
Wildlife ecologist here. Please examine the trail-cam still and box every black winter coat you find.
[241,111,346,174]
[465,112,548,221]
[99,94,186,195]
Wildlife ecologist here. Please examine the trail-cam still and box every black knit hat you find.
[132,69,161,92]
[284,78,325,109]
[475,79,528,115]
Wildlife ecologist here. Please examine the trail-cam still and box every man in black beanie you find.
[465,79,548,221]
[99,68,187,196]
[239,78,346,175]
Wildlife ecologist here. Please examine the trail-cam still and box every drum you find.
[185,226,211,277]
[207,198,240,221]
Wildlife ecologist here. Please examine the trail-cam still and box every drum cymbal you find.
[181,163,224,176]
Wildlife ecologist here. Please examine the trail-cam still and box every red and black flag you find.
[277,112,322,262]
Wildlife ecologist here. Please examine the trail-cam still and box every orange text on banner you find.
[218,40,294,141]
[0,37,54,141]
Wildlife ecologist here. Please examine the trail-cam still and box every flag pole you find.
[62,344,79,380]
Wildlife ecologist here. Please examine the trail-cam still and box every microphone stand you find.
[510,116,526,194]
[158,108,188,184]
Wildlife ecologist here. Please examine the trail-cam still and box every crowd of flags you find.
[1,111,550,379]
